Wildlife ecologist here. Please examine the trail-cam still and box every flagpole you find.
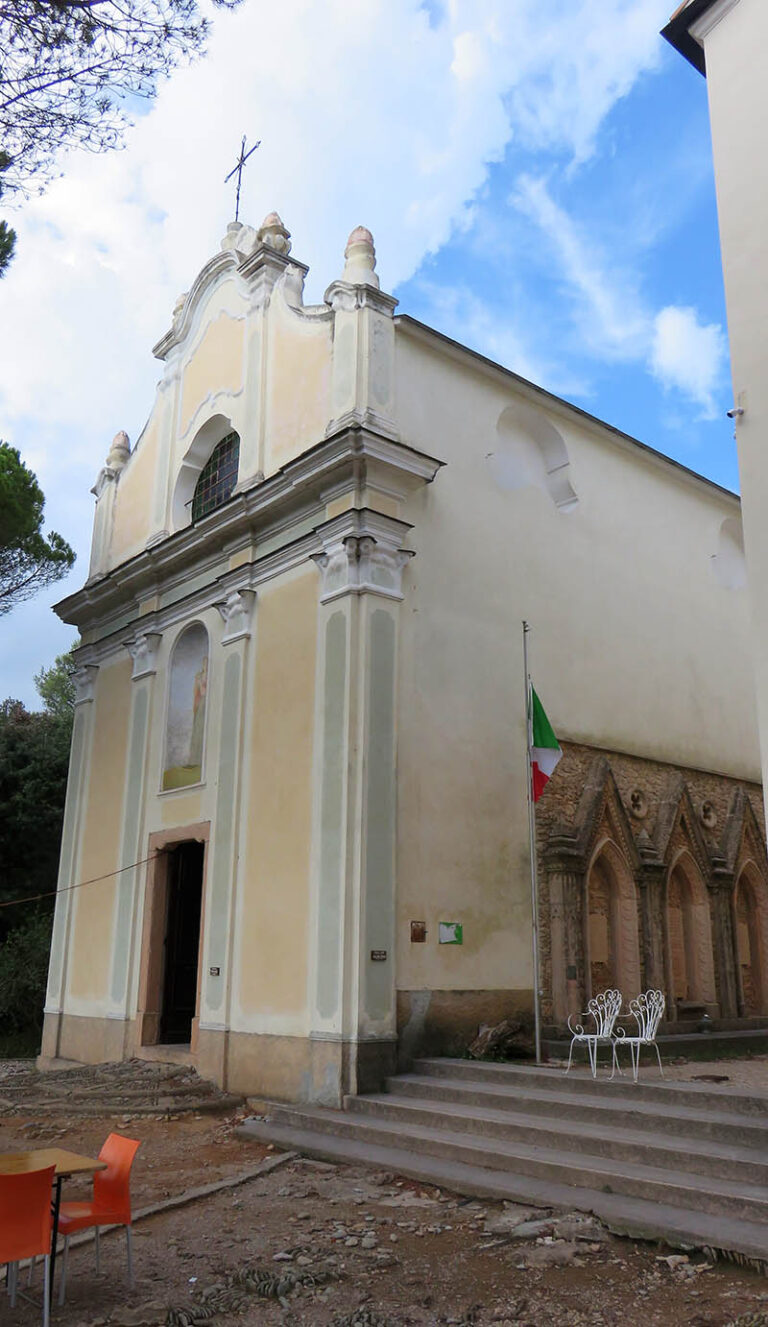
[522,620,542,1065]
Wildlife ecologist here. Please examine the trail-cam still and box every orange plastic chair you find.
[57,1134,140,1305]
[0,1165,55,1326]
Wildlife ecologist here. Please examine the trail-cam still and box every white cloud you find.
[513,173,650,360]
[512,175,728,417]
[650,306,727,419]
[0,0,679,700]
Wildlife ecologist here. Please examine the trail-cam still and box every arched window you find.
[191,431,240,522]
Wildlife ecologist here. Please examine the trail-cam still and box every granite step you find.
[255,1100,768,1223]
[387,1073,768,1148]
[237,1115,768,1261]
[410,1058,768,1117]
[346,1091,768,1184]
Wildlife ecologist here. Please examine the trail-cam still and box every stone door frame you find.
[136,821,211,1051]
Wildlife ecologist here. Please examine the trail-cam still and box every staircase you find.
[239,1058,768,1260]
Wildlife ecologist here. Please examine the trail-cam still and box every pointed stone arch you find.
[722,787,768,1016]
[544,758,642,1022]
[734,863,768,1015]
[586,837,642,1001]
[665,849,717,1010]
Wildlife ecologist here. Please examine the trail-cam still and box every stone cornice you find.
[71,506,415,670]
[55,427,443,637]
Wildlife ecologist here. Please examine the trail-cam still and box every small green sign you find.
[439,921,463,945]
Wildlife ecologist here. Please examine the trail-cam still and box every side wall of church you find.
[392,327,761,1055]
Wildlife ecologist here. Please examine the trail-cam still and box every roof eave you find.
[661,0,718,75]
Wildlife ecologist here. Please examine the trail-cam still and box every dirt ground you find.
[1,1061,768,1327]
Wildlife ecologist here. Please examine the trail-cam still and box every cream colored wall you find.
[699,0,768,818]
[99,264,335,580]
[265,298,332,473]
[394,331,759,993]
[180,313,245,438]
[67,658,133,1005]
[106,418,161,569]
[232,568,318,1032]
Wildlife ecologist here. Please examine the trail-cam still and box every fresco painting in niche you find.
[163,624,209,790]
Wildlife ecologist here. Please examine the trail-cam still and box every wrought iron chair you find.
[613,989,666,1081]
[565,989,623,1078]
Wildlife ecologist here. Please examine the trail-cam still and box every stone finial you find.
[106,430,130,471]
[256,211,292,255]
[341,225,379,289]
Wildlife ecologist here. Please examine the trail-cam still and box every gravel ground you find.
[0,1077,767,1327]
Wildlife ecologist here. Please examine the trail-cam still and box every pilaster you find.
[325,227,398,440]
[710,866,740,1018]
[307,514,412,1103]
[196,595,254,1086]
[107,632,163,1044]
[41,665,100,1060]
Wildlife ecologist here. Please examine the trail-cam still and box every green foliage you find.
[0,220,14,276]
[0,911,53,1051]
[0,696,72,939]
[0,149,15,277]
[0,441,75,615]
[0,0,243,199]
[35,647,77,721]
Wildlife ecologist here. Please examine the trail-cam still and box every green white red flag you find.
[529,687,562,802]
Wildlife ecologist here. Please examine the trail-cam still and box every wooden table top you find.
[0,1148,107,1179]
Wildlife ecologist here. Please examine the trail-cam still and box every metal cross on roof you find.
[225,135,261,224]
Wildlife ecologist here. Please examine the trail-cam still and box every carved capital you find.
[124,631,162,680]
[72,664,99,705]
[215,588,256,644]
[312,533,413,604]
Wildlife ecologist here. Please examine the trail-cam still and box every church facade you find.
[42,213,768,1103]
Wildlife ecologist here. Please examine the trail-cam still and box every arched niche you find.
[162,623,209,791]
[666,852,716,1007]
[489,400,578,512]
[711,515,747,590]
[171,413,238,530]
[734,863,768,1015]
[586,839,641,1000]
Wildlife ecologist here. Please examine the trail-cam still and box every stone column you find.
[40,665,99,1062]
[107,632,162,1057]
[636,855,667,995]
[545,838,587,1026]
[196,591,255,1086]
[307,512,412,1104]
[709,872,739,1019]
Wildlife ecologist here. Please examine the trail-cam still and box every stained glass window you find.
[191,431,240,522]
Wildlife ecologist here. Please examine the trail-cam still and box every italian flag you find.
[530,687,562,802]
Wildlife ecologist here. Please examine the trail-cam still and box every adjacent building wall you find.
[690,0,768,826]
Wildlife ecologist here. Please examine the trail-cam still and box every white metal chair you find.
[613,989,666,1081]
[565,989,623,1078]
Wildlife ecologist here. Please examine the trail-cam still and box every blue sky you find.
[0,0,734,705]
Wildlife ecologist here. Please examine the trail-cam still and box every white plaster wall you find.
[394,328,759,992]
[699,0,768,818]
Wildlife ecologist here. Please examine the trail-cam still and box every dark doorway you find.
[160,841,204,1044]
